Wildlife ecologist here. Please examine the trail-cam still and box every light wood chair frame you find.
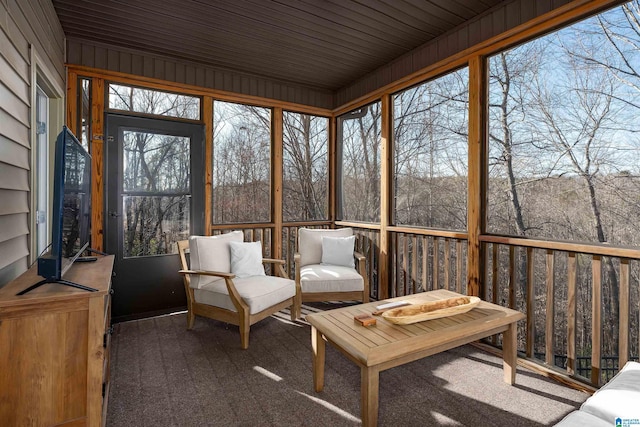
[177,240,300,349]
[293,250,369,319]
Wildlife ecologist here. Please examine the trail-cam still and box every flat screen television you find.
[18,126,97,295]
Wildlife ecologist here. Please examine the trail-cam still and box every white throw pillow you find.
[321,235,355,268]
[229,241,266,278]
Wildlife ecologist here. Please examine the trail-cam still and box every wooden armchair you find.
[293,228,369,318]
[177,231,299,349]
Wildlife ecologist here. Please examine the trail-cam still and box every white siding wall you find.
[0,0,65,286]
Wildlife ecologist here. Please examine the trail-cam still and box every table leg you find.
[502,322,517,385]
[361,366,380,427]
[311,325,325,392]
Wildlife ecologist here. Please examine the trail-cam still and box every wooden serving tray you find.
[381,296,481,325]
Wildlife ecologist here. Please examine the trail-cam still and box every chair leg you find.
[186,310,196,330]
[290,298,300,321]
[293,293,302,319]
[240,312,250,349]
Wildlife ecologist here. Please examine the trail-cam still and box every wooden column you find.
[328,116,337,223]
[272,107,283,259]
[203,96,213,235]
[378,94,392,299]
[66,71,78,131]
[90,78,105,252]
[467,55,487,297]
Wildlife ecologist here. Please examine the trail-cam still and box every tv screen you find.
[37,126,92,281]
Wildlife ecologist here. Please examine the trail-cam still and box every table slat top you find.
[306,289,524,366]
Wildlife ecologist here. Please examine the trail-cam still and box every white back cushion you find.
[229,241,266,278]
[298,228,353,267]
[189,231,243,289]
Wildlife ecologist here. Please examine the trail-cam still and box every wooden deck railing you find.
[211,221,639,386]
[481,235,640,386]
[388,227,468,297]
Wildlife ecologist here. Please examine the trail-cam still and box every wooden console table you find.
[0,255,115,427]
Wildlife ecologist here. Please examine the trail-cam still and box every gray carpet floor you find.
[106,304,588,426]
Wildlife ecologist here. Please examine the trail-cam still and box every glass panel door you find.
[106,114,204,321]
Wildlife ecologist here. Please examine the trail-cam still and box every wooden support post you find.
[90,78,105,252]
[378,94,392,300]
[66,71,78,131]
[272,107,283,259]
[467,55,487,297]
[203,97,213,235]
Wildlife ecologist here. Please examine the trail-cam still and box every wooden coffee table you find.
[306,289,525,427]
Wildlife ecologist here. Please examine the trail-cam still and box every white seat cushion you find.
[298,228,353,267]
[554,410,612,427]
[189,231,243,289]
[194,275,295,314]
[300,264,363,293]
[581,361,640,421]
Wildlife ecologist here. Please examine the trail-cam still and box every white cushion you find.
[554,410,611,427]
[229,241,265,278]
[193,275,295,314]
[321,235,355,268]
[189,231,243,289]
[581,361,640,422]
[300,264,363,293]
[298,228,353,267]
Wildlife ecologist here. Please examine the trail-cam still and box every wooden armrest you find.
[262,258,286,265]
[353,251,366,261]
[178,269,236,279]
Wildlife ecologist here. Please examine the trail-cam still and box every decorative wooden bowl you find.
[381,296,481,325]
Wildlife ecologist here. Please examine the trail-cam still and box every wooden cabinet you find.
[0,255,115,427]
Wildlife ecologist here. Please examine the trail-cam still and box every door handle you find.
[109,211,121,218]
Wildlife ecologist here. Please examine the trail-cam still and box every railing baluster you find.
[526,247,534,358]
[567,252,576,375]
[433,238,440,290]
[545,249,555,366]
[456,239,463,294]
[403,234,408,296]
[620,258,629,368]
[591,255,602,386]
[422,236,428,292]
[491,243,499,346]
[392,232,398,298]
[509,246,516,309]
[444,239,451,291]
[412,235,418,295]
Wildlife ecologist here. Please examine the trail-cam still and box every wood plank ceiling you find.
[52,0,504,91]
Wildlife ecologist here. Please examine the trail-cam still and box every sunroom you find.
[1,0,639,426]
